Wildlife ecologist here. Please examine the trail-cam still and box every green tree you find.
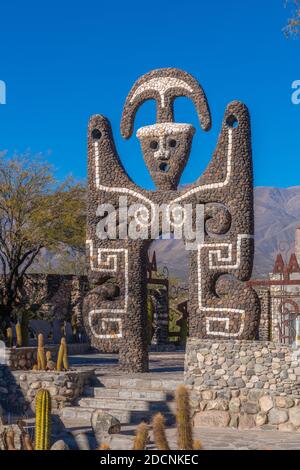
[0,152,86,335]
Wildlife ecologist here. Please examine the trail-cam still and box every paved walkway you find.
[69,351,185,377]
[164,427,300,450]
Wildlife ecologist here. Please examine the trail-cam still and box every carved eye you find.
[169,139,177,148]
[226,115,238,128]
[150,140,158,150]
[91,129,102,140]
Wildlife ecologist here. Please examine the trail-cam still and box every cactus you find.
[46,350,55,370]
[193,439,202,450]
[23,433,34,450]
[98,443,110,450]
[56,337,65,371]
[37,334,46,370]
[133,422,149,450]
[62,338,69,370]
[6,430,17,450]
[18,420,34,450]
[175,385,193,450]
[35,389,51,450]
[16,323,22,347]
[6,327,13,348]
[56,337,68,371]
[152,413,170,450]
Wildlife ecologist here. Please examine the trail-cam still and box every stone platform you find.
[185,338,300,431]
[62,352,185,425]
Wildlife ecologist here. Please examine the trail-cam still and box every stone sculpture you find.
[83,68,260,372]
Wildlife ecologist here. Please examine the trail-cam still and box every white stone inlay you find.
[93,128,234,209]
[130,77,194,108]
[197,234,253,338]
[86,243,128,339]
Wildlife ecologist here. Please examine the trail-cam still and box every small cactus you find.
[46,350,55,371]
[16,323,22,347]
[37,334,46,370]
[35,389,51,450]
[133,422,149,450]
[98,443,110,450]
[18,420,34,450]
[5,430,17,450]
[175,385,193,450]
[57,337,68,371]
[62,338,69,370]
[6,327,13,348]
[152,413,170,450]
[193,439,202,450]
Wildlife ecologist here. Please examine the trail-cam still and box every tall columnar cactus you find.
[37,334,46,370]
[6,327,13,348]
[133,422,149,450]
[35,389,51,450]
[175,385,193,451]
[16,323,22,347]
[56,337,68,371]
[5,430,17,450]
[152,413,170,451]
[62,337,69,370]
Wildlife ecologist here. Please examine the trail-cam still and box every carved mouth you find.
[159,162,170,172]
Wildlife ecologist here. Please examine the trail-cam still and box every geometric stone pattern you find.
[83,67,260,372]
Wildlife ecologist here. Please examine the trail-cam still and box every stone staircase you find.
[62,372,183,425]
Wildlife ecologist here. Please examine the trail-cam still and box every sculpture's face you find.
[137,123,195,190]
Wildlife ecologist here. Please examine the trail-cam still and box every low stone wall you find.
[6,346,58,370]
[185,338,300,431]
[5,343,90,370]
[0,366,94,416]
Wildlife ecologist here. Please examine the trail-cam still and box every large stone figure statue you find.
[83,68,260,373]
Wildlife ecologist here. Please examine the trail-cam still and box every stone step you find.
[78,397,176,413]
[84,386,169,401]
[93,375,183,391]
[62,406,176,425]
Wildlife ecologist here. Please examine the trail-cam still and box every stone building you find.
[250,227,300,345]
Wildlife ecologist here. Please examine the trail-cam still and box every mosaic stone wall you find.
[185,338,300,430]
[83,68,260,372]
[0,366,94,416]
[0,273,88,325]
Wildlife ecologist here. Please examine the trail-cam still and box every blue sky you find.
[0,0,299,189]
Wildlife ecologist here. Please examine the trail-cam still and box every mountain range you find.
[150,186,300,281]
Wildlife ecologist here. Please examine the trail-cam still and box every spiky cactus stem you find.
[35,389,51,450]
[98,443,110,450]
[6,430,17,450]
[37,334,46,370]
[16,323,22,347]
[175,385,193,450]
[62,338,69,370]
[6,327,13,348]
[133,422,149,450]
[193,439,202,450]
[56,337,67,371]
[152,413,170,450]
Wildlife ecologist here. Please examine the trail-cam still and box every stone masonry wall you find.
[185,338,300,431]
[256,288,271,341]
[5,343,90,370]
[0,273,88,324]
[0,366,94,416]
